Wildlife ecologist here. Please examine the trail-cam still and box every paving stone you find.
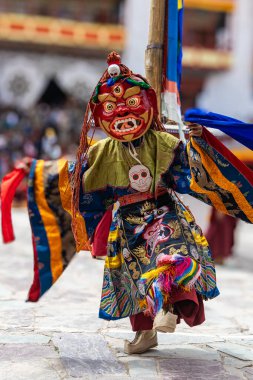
[105,337,222,362]
[159,358,239,380]
[0,310,34,330]
[244,366,253,379]
[0,285,13,300]
[140,345,221,361]
[227,335,253,347]
[53,333,126,377]
[0,333,50,344]
[208,342,253,361]
[0,343,58,360]
[120,357,159,378]
[0,300,35,311]
[105,331,225,345]
[158,333,224,345]
[35,312,108,333]
[0,359,63,380]
[224,356,253,369]
[69,376,131,380]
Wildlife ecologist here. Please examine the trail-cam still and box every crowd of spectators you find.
[0,100,85,180]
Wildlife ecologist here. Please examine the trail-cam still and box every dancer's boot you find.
[124,330,158,354]
[153,310,177,333]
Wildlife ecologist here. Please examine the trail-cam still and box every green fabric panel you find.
[148,130,180,193]
[83,130,180,193]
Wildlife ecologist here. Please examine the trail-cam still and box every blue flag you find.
[185,108,253,151]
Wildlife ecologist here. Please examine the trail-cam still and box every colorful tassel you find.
[139,254,201,317]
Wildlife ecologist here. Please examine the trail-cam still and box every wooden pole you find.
[145,0,166,114]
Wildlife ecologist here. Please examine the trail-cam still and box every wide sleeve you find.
[25,158,77,301]
[0,157,109,302]
[167,131,253,223]
[79,167,114,242]
[187,128,253,223]
[27,156,114,301]
[168,142,192,194]
[161,142,206,200]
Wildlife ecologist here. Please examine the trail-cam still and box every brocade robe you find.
[2,128,253,319]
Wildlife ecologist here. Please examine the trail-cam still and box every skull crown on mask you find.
[108,64,121,78]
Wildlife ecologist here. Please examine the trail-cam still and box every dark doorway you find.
[38,78,67,106]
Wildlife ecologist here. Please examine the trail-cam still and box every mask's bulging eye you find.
[141,171,147,178]
[113,85,123,97]
[133,174,139,180]
[126,96,141,108]
[103,102,116,113]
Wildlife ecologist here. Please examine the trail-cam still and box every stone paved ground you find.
[1,209,253,379]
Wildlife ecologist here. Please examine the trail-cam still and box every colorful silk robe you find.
[2,128,253,319]
[81,130,218,320]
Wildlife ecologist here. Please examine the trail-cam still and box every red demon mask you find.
[91,77,158,142]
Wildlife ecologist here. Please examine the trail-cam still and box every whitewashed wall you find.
[198,0,253,121]
[123,0,151,75]
[0,52,104,109]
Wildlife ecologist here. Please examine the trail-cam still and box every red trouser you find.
[130,312,154,331]
[130,288,205,331]
[92,207,112,257]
